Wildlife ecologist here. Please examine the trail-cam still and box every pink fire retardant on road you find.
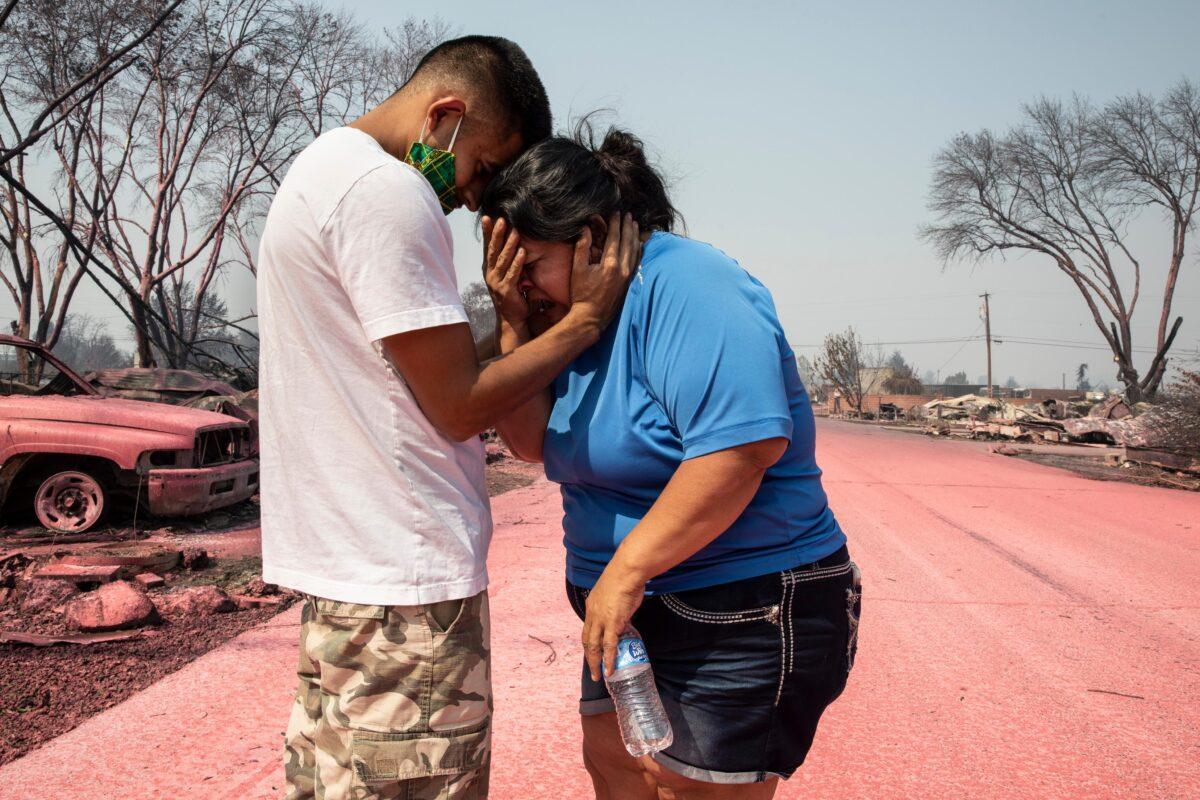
[1,419,1197,798]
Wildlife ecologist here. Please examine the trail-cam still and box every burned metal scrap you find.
[1060,416,1154,448]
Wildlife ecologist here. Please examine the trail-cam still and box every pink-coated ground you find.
[1,419,1197,798]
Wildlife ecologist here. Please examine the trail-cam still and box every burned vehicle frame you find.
[0,335,259,533]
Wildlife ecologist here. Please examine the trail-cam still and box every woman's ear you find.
[585,214,608,262]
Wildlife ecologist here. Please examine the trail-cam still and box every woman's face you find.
[516,236,575,325]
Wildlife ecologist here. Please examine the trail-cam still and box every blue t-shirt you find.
[544,232,845,593]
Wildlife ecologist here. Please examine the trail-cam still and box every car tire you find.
[34,470,106,533]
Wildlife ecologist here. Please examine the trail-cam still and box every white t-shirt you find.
[257,126,491,605]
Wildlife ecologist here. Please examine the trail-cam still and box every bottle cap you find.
[603,633,650,678]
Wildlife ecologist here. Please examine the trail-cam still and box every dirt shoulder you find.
[828,417,1199,492]
[0,602,282,766]
[1008,451,1200,491]
[0,452,546,768]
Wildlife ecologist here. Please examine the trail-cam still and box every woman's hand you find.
[566,212,640,331]
[582,557,648,681]
[482,216,530,327]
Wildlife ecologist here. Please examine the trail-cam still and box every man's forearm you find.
[383,310,600,442]
[462,313,595,437]
[386,311,598,442]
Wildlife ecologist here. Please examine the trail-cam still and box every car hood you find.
[0,395,247,435]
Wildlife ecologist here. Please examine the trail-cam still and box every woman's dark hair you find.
[480,118,679,241]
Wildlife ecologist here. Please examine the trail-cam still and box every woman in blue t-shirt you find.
[479,123,860,798]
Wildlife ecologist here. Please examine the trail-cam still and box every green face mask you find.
[404,116,463,215]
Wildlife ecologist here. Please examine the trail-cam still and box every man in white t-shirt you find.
[257,37,635,799]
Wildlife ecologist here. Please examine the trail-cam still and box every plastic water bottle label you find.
[605,635,650,676]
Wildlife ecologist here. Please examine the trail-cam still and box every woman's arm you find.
[580,436,788,680]
[492,315,553,463]
[480,214,556,462]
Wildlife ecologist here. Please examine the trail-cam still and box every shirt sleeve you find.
[324,164,467,342]
[639,259,794,461]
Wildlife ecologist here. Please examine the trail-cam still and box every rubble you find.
[17,568,77,613]
[33,563,125,584]
[180,547,211,570]
[229,593,285,610]
[1125,447,1200,475]
[134,573,166,589]
[60,547,181,574]
[238,577,279,597]
[0,629,144,647]
[1090,395,1132,420]
[1060,416,1154,448]
[916,390,1197,486]
[154,585,236,617]
[64,581,159,632]
[922,393,1152,446]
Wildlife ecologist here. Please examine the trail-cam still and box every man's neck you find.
[349,96,421,162]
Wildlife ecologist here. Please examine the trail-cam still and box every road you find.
[487,419,1200,799]
[2,419,1196,798]
[773,420,1200,798]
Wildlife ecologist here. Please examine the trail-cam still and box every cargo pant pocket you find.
[313,598,386,620]
[350,718,490,788]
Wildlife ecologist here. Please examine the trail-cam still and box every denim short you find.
[566,546,861,784]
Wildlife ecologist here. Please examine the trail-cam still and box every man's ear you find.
[585,213,608,262]
[424,97,467,147]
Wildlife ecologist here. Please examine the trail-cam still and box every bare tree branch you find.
[0,0,186,167]
[922,81,1199,401]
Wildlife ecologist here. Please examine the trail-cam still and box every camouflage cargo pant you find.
[284,591,492,799]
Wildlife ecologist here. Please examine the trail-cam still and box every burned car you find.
[0,335,258,533]
[83,367,258,452]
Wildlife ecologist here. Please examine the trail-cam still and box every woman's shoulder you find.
[632,232,784,336]
[639,232,750,293]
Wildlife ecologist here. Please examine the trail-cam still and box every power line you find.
[790,335,983,349]
[993,335,1200,355]
[781,289,1200,308]
[933,323,985,376]
[784,291,981,308]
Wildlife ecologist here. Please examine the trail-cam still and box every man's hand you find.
[566,212,640,331]
[482,216,530,328]
[582,557,647,681]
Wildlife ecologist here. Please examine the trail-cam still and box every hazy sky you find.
[58,0,1200,388]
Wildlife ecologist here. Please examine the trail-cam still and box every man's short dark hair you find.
[408,36,551,147]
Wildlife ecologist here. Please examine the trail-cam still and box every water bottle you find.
[604,628,673,756]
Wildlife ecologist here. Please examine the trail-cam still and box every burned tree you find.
[815,327,868,415]
[460,281,497,343]
[0,1,447,372]
[0,0,185,168]
[882,350,923,394]
[0,0,184,350]
[923,81,1200,402]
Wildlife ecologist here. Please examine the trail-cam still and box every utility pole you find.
[980,292,993,397]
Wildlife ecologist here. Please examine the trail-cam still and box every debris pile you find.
[919,392,1199,481]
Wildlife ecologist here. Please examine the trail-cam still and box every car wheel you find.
[34,470,106,533]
